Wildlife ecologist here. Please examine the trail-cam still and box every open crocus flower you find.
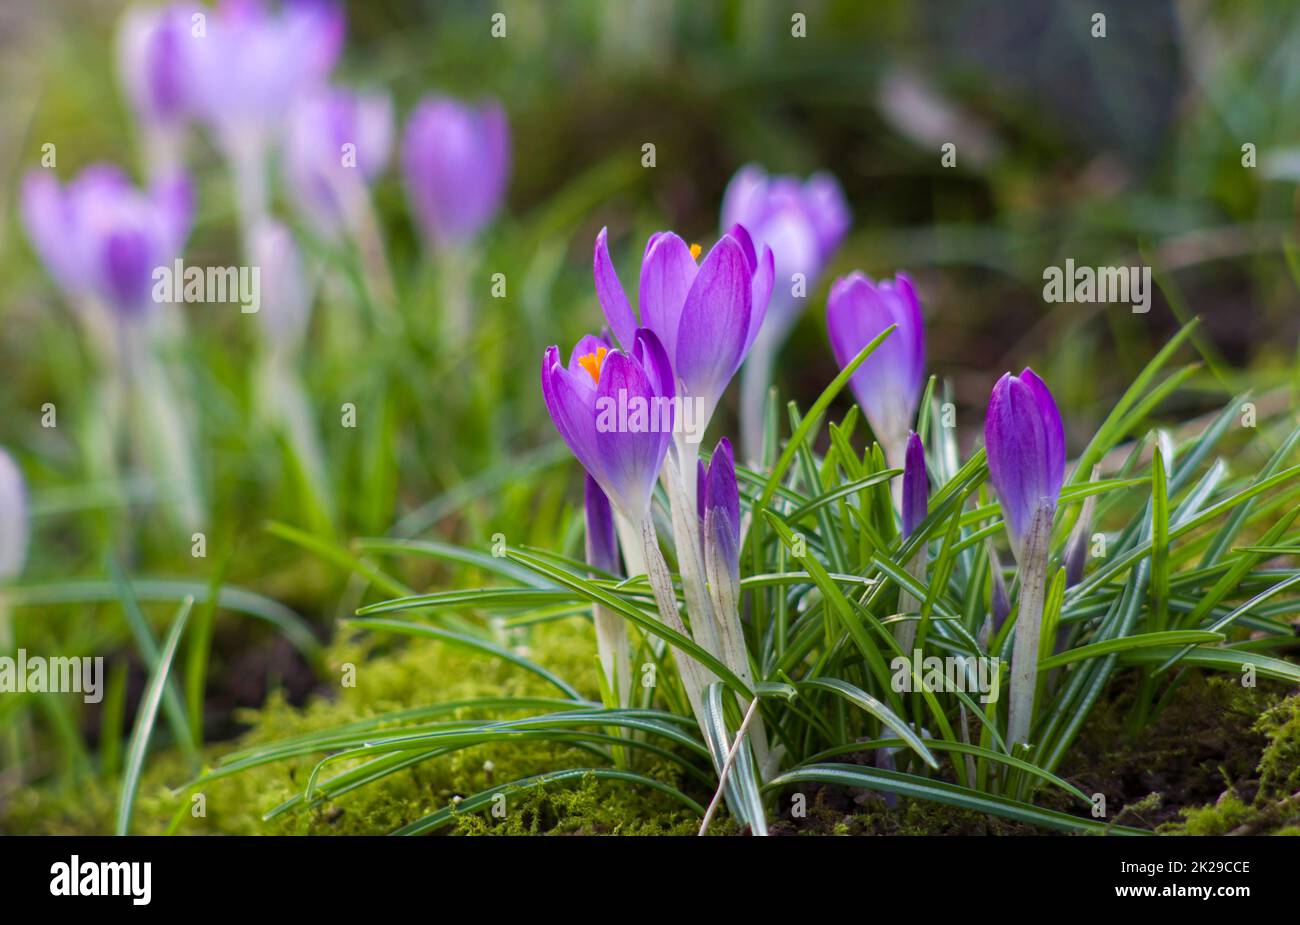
[984,368,1065,562]
[826,271,926,468]
[20,164,193,319]
[401,96,510,250]
[541,329,675,524]
[284,87,393,235]
[594,226,774,448]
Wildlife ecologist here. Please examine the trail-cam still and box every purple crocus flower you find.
[116,3,200,128]
[541,329,675,524]
[901,431,928,538]
[721,164,848,319]
[284,87,393,234]
[724,165,849,461]
[190,0,343,139]
[984,368,1065,561]
[594,227,773,441]
[401,96,510,250]
[20,164,193,319]
[826,271,926,467]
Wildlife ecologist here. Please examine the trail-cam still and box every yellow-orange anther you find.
[689,243,702,261]
[577,347,608,385]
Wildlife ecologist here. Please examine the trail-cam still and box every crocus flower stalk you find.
[895,431,929,651]
[402,96,509,339]
[585,475,631,709]
[284,87,395,314]
[250,219,334,533]
[722,165,850,462]
[0,448,29,647]
[541,331,713,720]
[985,368,1065,748]
[827,271,926,477]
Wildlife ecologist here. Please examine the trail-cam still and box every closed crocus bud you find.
[116,3,200,128]
[984,368,1065,563]
[20,165,193,319]
[901,431,928,538]
[284,87,393,234]
[0,449,29,580]
[826,272,926,469]
[250,218,313,351]
[401,96,510,250]
[541,329,675,526]
[701,437,741,563]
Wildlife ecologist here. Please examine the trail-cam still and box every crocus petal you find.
[631,327,675,409]
[593,227,638,350]
[638,232,698,363]
[542,346,607,487]
[901,431,928,538]
[20,172,78,290]
[584,473,620,576]
[1021,367,1065,497]
[744,244,775,357]
[592,351,671,519]
[673,234,751,415]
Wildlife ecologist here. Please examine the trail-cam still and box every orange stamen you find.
[577,347,608,385]
[689,243,702,261]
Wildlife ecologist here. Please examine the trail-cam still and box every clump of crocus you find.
[283,87,393,237]
[189,0,345,226]
[984,368,1065,748]
[721,164,849,460]
[826,271,926,475]
[20,164,193,325]
[542,330,718,717]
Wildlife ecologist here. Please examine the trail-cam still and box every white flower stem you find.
[1007,507,1053,749]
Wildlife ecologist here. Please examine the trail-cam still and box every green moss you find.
[5,619,712,836]
[1163,692,1300,835]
